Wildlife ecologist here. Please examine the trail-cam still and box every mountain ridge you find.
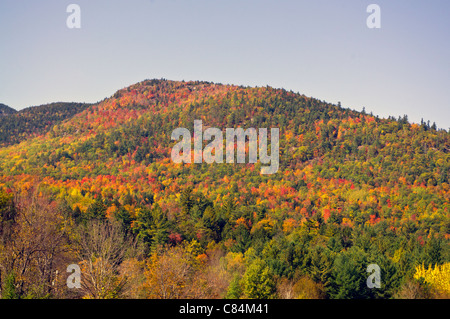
[0,78,448,299]
[0,103,17,116]
[1,78,449,186]
[0,101,91,146]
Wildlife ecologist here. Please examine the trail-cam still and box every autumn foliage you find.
[0,79,449,299]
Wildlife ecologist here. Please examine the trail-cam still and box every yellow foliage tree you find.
[413,263,450,296]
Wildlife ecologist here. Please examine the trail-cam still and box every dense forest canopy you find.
[0,79,448,299]
[0,102,91,147]
[0,103,17,116]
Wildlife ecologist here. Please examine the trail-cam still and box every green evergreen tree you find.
[134,204,169,252]
[308,246,334,292]
[84,194,107,221]
[423,236,443,266]
[2,272,19,299]
[242,259,276,299]
[225,274,243,299]
[329,247,373,299]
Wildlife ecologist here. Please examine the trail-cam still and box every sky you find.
[1,0,449,128]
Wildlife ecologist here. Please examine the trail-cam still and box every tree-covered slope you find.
[0,103,17,116]
[0,79,448,299]
[0,102,91,147]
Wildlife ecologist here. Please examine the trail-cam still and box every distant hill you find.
[0,102,91,146]
[0,103,17,116]
[0,79,448,299]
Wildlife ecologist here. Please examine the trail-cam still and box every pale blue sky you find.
[1,0,449,128]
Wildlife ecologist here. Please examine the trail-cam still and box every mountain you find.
[0,102,91,146]
[0,103,17,116]
[0,79,448,299]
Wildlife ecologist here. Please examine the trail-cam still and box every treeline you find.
[0,185,448,299]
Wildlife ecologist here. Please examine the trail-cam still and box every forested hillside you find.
[0,104,16,116]
[0,79,448,299]
[0,102,91,147]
